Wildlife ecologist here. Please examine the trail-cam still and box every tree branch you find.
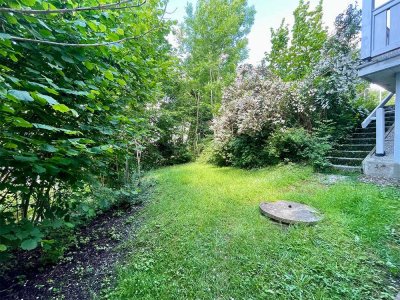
[3,2,168,47]
[0,0,146,15]
[7,25,164,47]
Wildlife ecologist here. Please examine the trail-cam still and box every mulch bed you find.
[0,203,143,300]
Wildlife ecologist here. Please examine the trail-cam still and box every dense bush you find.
[266,127,331,168]
[213,65,294,144]
[0,0,172,256]
[210,127,331,169]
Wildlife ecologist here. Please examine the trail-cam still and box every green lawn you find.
[107,163,400,300]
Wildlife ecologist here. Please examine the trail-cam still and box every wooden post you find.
[395,73,400,163]
[361,0,375,59]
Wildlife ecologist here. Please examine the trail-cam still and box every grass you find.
[106,163,400,300]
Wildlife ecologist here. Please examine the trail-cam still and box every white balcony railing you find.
[361,0,400,59]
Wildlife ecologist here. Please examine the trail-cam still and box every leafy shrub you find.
[0,0,172,261]
[266,127,331,169]
[0,180,141,264]
[266,128,311,163]
[210,127,332,170]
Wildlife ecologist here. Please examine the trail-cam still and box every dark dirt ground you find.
[0,203,144,300]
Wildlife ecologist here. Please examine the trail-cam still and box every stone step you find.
[336,144,375,151]
[355,126,392,133]
[330,150,371,158]
[327,157,364,166]
[329,164,362,173]
[349,138,376,144]
[351,132,376,138]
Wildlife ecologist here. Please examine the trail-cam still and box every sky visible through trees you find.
[167,0,358,64]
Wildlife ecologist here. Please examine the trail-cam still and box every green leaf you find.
[1,104,15,114]
[12,117,33,128]
[0,244,7,252]
[45,87,59,95]
[0,33,12,40]
[30,228,43,238]
[99,24,107,32]
[21,239,38,251]
[35,93,58,105]
[74,20,87,28]
[33,123,58,131]
[61,55,74,64]
[21,0,36,5]
[87,21,98,31]
[116,28,125,36]
[117,79,127,86]
[13,155,38,162]
[104,70,114,81]
[33,165,46,174]
[108,32,120,42]
[8,90,34,102]
[4,142,18,149]
[41,144,57,152]
[52,104,70,113]
[83,61,95,70]
[9,54,18,62]
[70,109,79,117]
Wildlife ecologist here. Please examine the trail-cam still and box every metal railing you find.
[362,92,394,156]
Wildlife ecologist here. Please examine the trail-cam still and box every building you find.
[359,0,400,179]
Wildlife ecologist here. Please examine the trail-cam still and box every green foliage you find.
[0,0,173,254]
[172,0,255,153]
[221,133,270,169]
[145,94,194,167]
[212,127,331,169]
[266,127,332,169]
[296,4,364,138]
[264,20,289,79]
[265,0,327,81]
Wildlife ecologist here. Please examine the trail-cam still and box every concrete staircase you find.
[327,106,395,172]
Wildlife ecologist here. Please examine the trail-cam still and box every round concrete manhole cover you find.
[260,201,323,225]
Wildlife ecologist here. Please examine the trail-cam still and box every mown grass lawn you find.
[107,163,400,300]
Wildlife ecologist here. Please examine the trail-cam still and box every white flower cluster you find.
[213,64,296,144]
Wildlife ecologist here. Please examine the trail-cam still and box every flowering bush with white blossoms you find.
[213,65,296,144]
[210,5,365,168]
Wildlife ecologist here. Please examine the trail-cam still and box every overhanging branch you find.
[3,2,168,47]
[7,25,164,47]
[0,0,146,15]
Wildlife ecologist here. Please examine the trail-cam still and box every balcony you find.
[359,0,400,92]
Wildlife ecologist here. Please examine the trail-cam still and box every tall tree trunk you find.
[134,140,142,185]
[210,68,214,118]
[22,177,36,219]
[194,92,200,155]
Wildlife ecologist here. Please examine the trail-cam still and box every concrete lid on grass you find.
[260,201,323,225]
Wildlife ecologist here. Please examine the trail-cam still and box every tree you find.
[296,3,364,136]
[265,0,327,81]
[177,0,255,153]
[264,20,289,79]
[0,0,173,252]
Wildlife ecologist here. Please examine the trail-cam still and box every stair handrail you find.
[361,93,394,129]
